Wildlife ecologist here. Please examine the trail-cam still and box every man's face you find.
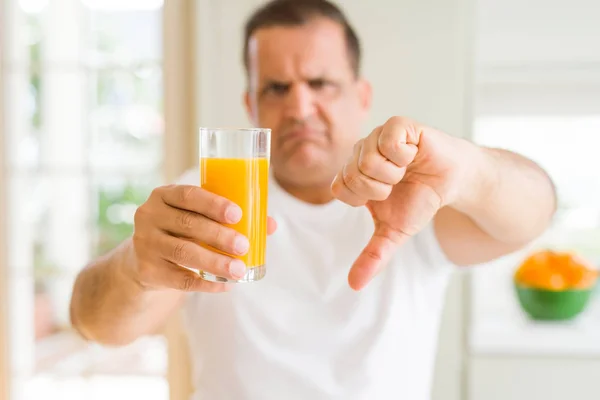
[245,18,371,190]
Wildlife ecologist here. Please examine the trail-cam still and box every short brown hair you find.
[243,0,362,77]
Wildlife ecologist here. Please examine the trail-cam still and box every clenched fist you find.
[331,116,473,291]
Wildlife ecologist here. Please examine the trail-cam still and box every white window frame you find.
[162,1,197,399]
[0,1,198,399]
[163,0,197,182]
[1,0,10,395]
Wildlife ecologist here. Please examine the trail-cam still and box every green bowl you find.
[514,283,595,321]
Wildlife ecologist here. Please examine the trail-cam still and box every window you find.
[469,83,600,353]
[474,115,600,259]
[2,0,177,398]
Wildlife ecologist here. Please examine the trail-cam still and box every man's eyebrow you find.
[256,79,290,97]
[261,78,290,86]
[260,75,338,84]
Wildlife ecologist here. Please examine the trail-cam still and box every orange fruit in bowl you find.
[514,249,598,290]
[558,254,598,289]
[514,249,599,321]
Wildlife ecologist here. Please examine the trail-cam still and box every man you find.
[70,0,556,399]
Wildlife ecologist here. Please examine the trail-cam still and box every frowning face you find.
[245,18,371,192]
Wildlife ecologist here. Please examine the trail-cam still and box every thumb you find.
[348,227,408,291]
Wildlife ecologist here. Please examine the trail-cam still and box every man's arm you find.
[70,239,185,346]
[435,146,557,266]
[331,116,557,290]
[70,184,262,346]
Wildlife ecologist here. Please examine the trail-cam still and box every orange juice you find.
[200,157,269,267]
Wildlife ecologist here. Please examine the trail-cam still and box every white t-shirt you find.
[178,168,456,400]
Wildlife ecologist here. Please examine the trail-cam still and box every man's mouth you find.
[281,127,327,144]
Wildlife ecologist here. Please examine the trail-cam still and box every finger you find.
[331,141,367,206]
[331,171,367,207]
[267,217,277,235]
[341,140,393,202]
[348,227,410,291]
[359,127,406,185]
[141,259,233,293]
[155,232,248,280]
[158,185,243,225]
[155,207,249,256]
[378,118,419,167]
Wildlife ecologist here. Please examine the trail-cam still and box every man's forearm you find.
[451,145,557,245]
[69,239,184,346]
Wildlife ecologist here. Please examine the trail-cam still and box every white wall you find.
[476,0,600,70]
[475,0,600,88]
[194,1,475,400]
[469,357,600,400]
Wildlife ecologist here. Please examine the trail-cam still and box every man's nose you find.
[284,83,316,120]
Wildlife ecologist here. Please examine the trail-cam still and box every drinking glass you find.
[198,127,271,282]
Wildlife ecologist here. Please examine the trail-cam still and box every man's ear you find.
[243,91,258,125]
[357,78,372,116]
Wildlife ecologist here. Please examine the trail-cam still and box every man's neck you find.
[274,175,334,205]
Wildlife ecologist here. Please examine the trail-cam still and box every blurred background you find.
[0,0,599,400]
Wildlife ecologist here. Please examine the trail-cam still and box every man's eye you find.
[264,83,289,95]
[308,79,327,90]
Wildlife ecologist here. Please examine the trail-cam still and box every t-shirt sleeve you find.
[412,220,457,272]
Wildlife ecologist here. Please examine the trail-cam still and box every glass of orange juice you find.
[198,127,271,283]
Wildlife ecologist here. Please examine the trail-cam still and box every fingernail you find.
[229,260,246,279]
[234,236,249,255]
[225,206,242,223]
